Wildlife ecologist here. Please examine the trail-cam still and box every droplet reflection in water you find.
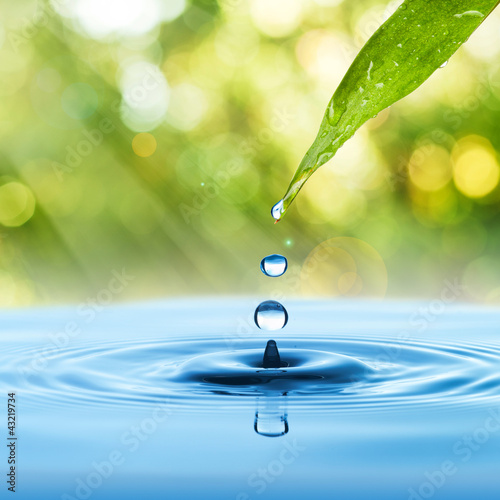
[260,254,288,277]
[271,199,284,221]
[254,301,288,330]
[254,396,289,438]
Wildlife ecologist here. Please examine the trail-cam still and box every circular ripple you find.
[170,348,374,388]
[5,335,500,411]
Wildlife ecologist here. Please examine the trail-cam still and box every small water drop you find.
[260,254,288,277]
[254,301,288,331]
[367,60,373,81]
[327,104,345,126]
[399,4,407,10]
[317,152,333,164]
[440,61,448,68]
[454,10,484,18]
[271,199,284,221]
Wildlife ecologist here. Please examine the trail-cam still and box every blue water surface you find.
[1,298,500,500]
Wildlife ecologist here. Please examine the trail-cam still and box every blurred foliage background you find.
[1,0,500,306]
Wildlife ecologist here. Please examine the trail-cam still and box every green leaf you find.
[272,0,499,221]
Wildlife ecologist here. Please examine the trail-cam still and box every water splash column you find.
[254,254,289,362]
[253,253,290,436]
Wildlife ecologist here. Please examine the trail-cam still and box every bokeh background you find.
[1,0,500,306]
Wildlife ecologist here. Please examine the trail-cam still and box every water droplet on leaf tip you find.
[271,199,284,220]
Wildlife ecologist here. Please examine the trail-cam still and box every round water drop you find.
[260,254,287,278]
[271,199,284,220]
[440,61,448,68]
[254,301,288,331]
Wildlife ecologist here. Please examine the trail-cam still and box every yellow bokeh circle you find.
[250,0,302,38]
[132,133,157,158]
[452,136,499,198]
[0,182,36,227]
[408,145,452,192]
[300,237,387,298]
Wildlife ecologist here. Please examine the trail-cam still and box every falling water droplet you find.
[254,301,288,331]
[260,254,288,278]
[440,61,448,68]
[271,199,284,221]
